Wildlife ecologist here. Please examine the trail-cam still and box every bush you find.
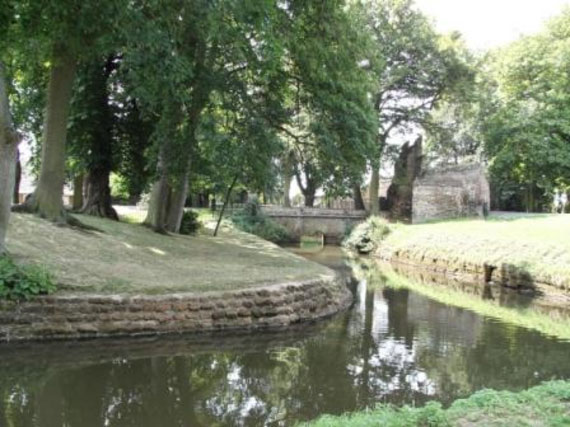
[179,210,201,235]
[231,202,290,243]
[343,216,391,254]
[0,256,56,300]
[109,173,130,201]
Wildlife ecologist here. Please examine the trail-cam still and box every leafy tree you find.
[363,0,474,214]
[67,56,119,219]
[10,0,126,222]
[481,9,570,211]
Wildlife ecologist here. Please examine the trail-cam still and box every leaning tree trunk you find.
[81,169,118,220]
[369,165,380,215]
[13,150,21,204]
[25,49,77,222]
[0,62,20,254]
[165,170,189,233]
[164,103,203,233]
[353,183,365,210]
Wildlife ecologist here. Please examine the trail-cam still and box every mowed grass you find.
[6,213,331,295]
[304,380,570,427]
[378,213,570,290]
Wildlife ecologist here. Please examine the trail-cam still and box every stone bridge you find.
[262,206,368,244]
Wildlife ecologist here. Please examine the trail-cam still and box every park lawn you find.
[5,213,332,295]
[304,380,570,427]
[377,213,570,291]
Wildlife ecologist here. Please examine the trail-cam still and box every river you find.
[0,246,569,426]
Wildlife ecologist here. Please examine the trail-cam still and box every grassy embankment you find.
[6,212,331,295]
[366,213,570,291]
[304,380,570,427]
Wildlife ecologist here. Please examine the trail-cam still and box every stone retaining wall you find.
[376,246,568,294]
[0,277,352,342]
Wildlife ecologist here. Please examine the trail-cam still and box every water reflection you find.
[1,249,569,426]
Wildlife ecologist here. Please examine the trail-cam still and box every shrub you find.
[343,216,391,254]
[231,202,290,243]
[109,172,130,201]
[0,256,56,301]
[179,210,201,235]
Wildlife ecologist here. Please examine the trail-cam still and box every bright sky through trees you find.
[416,0,570,49]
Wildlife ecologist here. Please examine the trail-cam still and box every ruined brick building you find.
[383,137,490,223]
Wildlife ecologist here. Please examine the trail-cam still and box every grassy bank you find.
[5,213,331,295]
[304,380,570,426]
[363,214,570,291]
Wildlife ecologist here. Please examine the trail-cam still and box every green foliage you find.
[304,381,570,427]
[365,0,475,162]
[343,217,391,254]
[471,8,570,211]
[0,256,56,300]
[109,173,130,201]
[179,210,201,235]
[231,202,290,243]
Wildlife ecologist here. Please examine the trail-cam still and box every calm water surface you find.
[1,246,569,426]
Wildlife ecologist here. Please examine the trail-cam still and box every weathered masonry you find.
[262,207,368,244]
[413,164,490,223]
[384,137,490,223]
[0,277,352,342]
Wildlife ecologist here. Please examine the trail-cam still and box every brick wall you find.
[412,164,490,223]
[0,277,352,342]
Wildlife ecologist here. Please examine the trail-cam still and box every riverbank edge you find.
[303,380,570,426]
[372,244,569,298]
[0,275,352,342]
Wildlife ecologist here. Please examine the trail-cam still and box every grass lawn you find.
[304,380,570,427]
[5,213,331,295]
[377,213,570,291]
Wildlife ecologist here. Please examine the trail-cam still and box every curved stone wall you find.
[0,276,352,342]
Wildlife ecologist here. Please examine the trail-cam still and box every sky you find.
[415,0,570,50]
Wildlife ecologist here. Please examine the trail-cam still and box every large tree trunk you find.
[304,190,315,208]
[144,150,170,233]
[26,49,77,222]
[79,57,118,220]
[165,170,189,233]
[294,168,317,208]
[72,173,84,211]
[353,182,365,210]
[369,165,380,215]
[0,62,20,254]
[13,150,21,204]
[81,169,118,220]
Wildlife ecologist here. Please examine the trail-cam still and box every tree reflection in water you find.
[1,252,569,426]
